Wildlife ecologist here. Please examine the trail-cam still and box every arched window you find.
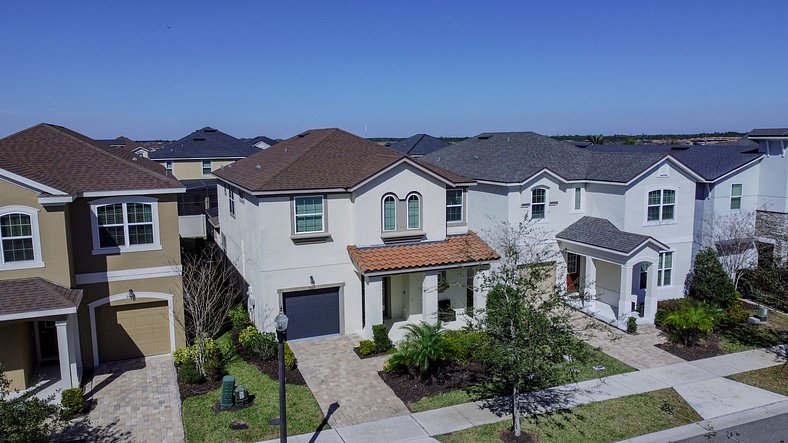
[531,188,547,220]
[382,195,396,231]
[0,212,34,263]
[407,194,421,229]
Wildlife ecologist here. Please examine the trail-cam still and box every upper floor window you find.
[91,197,160,254]
[202,160,212,175]
[647,189,675,223]
[531,188,547,220]
[407,194,421,230]
[730,184,742,210]
[165,161,173,172]
[228,186,236,216]
[658,251,673,286]
[0,206,43,270]
[446,189,463,223]
[572,187,583,212]
[382,195,396,231]
[294,195,324,233]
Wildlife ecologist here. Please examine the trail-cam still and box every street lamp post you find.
[274,310,289,443]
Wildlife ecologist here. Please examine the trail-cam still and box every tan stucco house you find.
[0,124,186,393]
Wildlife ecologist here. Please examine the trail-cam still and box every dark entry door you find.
[283,287,340,340]
[38,321,58,361]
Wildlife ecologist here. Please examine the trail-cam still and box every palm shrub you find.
[389,321,450,378]
[663,302,723,346]
[689,247,738,308]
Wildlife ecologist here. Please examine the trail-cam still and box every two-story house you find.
[424,131,776,329]
[214,128,498,342]
[0,124,186,393]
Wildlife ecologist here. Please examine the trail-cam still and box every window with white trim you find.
[407,194,421,230]
[382,195,396,231]
[91,198,159,253]
[531,188,547,220]
[294,195,324,233]
[228,186,236,216]
[1,213,34,263]
[202,160,212,175]
[730,184,742,210]
[573,187,582,211]
[446,189,463,223]
[657,252,673,286]
[165,161,173,172]
[647,189,675,222]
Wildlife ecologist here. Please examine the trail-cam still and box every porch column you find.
[584,257,597,301]
[364,276,383,338]
[617,264,633,323]
[55,317,77,389]
[422,271,439,324]
[643,260,659,321]
[472,267,487,313]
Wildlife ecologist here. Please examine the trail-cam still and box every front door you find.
[37,321,58,362]
[566,253,580,292]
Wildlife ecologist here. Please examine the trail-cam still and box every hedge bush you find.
[178,359,204,384]
[228,304,251,330]
[689,247,738,308]
[238,326,277,361]
[627,317,638,334]
[284,343,297,371]
[60,388,85,418]
[372,324,392,352]
[201,344,225,381]
[443,329,487,364]
[358,340,377,356]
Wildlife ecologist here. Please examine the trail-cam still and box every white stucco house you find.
[214,128,499,341]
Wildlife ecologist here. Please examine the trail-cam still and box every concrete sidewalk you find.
[259,347,786,443]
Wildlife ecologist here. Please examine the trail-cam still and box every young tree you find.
[471,218,583,438]
[179,243,241,376]
[688,247,738,308]
[704,211,757,289]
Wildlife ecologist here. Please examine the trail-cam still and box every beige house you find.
[0,124,186,393]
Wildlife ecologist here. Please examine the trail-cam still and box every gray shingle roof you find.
[556,217,663,254]
[389,134,451,156]
[748,128,788,137]
[151,127,261,160]
[423,132,665,183]
[0,277,82,316]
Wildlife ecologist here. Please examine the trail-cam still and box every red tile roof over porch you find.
[347,232,499,274]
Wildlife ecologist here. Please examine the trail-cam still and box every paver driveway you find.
[289,334,410,427]
[57,355,184,442]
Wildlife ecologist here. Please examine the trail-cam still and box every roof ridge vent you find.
[478,135,492,140]
[193,137,206,141]
[671,146,690,150]
[203,128,217,133]
[298,132,310,138]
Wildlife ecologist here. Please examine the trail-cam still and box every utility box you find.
[234,384,250,406]
[220,376,236,410]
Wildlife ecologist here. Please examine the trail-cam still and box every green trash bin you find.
[234,384,250,406]
[220,376,236,410]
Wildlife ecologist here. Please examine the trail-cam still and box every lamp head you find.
[274,310,288,332]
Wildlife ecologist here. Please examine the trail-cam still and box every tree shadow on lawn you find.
[479,386,582,432]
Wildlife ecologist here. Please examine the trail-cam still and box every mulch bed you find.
[499,429,540,443]
[655,333,725,361]
[378,361,487,405]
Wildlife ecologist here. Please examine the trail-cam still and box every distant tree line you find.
[553,131,745,144]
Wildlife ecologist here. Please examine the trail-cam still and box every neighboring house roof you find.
[150,127,261,160]
[97,136,172,177]
[556,217,668,254]
[583,143,763,181]
[244,136,278,147]
[347,232,499,274]
[388,134,451,156]
[214,128,473,193]
[0,124,183,195]
[748,128,788,137]
[423,132,666,184]
[0,277,82,318]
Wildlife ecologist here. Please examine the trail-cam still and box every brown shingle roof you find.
[347,232,499,274]
[96,136,173,178]
[214,128,473,192]
[0,278,82,317]
[0,124,183,195]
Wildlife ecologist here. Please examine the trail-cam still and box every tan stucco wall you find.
[75,275,185,367]
[158,159,235,180]
[69,194,182,275]
[0,179,73,286]
[0,321,36,390]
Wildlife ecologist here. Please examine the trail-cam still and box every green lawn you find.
[181,334,325,443]
[719,306,788,354]
[407,340,635,413]
[728,365,788,396]
[436,388,701,443]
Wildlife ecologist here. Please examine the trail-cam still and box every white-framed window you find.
[294,195,324,233]
[531,188,547,220]
[382,195,396,231]
[657,252,673,287]
[202,160,212,175]
[572,186,583,212]
[407,193,421,230]
[566,252,579,274]
[446,189,463,223]
[646,189,675,223]
[0,206,44,269]
[165,161,173,172]
[90,197,160,254]
[228,186,236,216]
[730,184,742,210]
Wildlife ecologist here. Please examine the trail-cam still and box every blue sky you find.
[1,1,786,139]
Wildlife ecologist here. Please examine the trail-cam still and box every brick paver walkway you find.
[289,334,410,427]
[573,312,686,369]
[56,355,184,443]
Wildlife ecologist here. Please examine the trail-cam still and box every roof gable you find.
[151,127,261,160]
[389,134,451,156]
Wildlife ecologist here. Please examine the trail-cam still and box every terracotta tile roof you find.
[0,278,82,317]
[214,128,473,192]
[347,232,499,274]
[0,124,183,195]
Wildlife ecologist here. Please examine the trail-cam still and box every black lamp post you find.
[274,310,289,443]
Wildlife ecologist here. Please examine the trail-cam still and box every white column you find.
[472,267,487,312]
[364,276,383,338]
[66,314,82,386]
[583,257,597,304]
[55,318,76,389]
[643,260,659,322]
[617,264,633,323]
[422,271,439,324]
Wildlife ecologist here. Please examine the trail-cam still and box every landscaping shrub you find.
[627,317,638,334]
[383,354,408,374]
[444,329,488,363]
[238,326,277,360]
[201,344,225,381]
[372,323,393,352]
[228,304,251,330]
[688,247,738,308]
[358,339,377,356]
[284,343,297,371]
[719,299,750,328]
[60,388,85,418]
[663,302,723,347]
[173,346,195,366]
[655,299,687,327]
[389,321,450,378]
[238,326,263,352]
[178,359,205,384]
